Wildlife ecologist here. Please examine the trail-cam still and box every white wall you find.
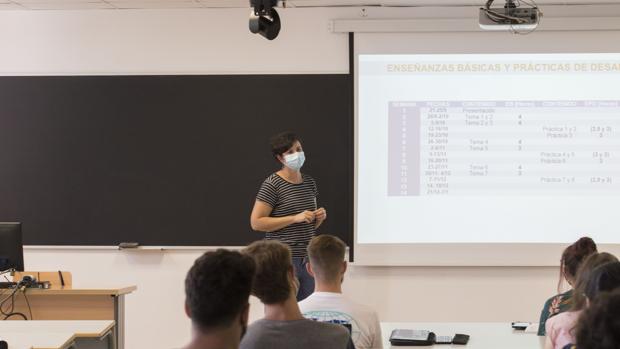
[0,6,611,348]
[24,247,561,349]
[0,8,349,74]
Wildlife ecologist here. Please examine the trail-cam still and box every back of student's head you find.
[572,253,619,310]
[185,249,255,331]
[307,234,346,283]
[583,261,620,301]
[559,237,597,291]
[576,288,620,349]
[243,240,293,305]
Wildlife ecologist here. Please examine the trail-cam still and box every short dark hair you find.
[185,249,255,330]
[576,288,620,349]
[572,253,619,310]
[307,235,346,282]
[269,131,300,159]
[242,240,292,305]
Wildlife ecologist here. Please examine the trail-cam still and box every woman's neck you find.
[277,167,302,184]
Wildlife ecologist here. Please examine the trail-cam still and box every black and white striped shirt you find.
[256,173,318,258]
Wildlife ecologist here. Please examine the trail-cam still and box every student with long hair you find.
[573,287,620,349]
[538,237,597,335]
[544,253,618,349]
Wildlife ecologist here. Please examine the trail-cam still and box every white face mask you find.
[283,151,305,171]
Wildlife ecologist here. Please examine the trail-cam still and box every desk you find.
[382,323,545,349]
[0,320,114,349]
[1,286,135,349]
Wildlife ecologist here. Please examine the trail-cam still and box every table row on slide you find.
[388,100,620,196]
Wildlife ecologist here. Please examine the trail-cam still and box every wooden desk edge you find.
[74,320,116,338]
[31,321,116,349]
[23,285,137,296]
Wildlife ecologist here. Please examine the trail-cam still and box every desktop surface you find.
[382,322,544,349]
[0,320,114,349]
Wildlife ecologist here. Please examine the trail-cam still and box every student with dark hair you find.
[250,131,326,301]
[538,237,597,335]
[544,253,618,349]
[183,249,256,349]
[574,288,620,349]
[300,235,382,349]
[240,240,349,349]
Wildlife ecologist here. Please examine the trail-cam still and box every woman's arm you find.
[250,200,315,233]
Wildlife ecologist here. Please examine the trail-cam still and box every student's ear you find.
[306,262,315,277]
[342,261,348,274]
[240,302,250,326]
[184,301,191,318]
[288,266,299,293]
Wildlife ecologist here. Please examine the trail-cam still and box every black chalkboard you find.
[0,75,352,246]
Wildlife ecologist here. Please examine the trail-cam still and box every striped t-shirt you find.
[256,173,318,258]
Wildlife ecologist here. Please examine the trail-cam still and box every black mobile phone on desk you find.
[511,322,531,330]
[452,334,470,345]
[389,329,436,346]
[435,334,470,345]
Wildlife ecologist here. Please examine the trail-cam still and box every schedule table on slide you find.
[387,100,620,196]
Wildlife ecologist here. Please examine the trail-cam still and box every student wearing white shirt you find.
[299,235,383,349]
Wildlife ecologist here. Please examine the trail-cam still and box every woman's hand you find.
[294,210,316,224]
[314,207,327,228]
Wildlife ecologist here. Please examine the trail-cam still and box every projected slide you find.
[388,100,620,196]
[358,53,620,244]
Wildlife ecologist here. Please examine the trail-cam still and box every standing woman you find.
[250,132,327,301]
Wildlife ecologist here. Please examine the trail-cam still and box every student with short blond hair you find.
[300,235,383,349]
[240,240,349,349]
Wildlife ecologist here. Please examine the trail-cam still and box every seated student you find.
[538,237,597,336]
[183,249,256,349]
[573,288,620,349]
[299,235,383,349]
[545,253,619,349]
[240,240,350,349]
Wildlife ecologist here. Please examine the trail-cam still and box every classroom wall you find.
[25,247,560,349]
[0,6,596,348]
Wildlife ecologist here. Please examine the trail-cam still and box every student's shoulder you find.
[543,290,573,314]
[240,320,272,349]
[346,297,380,318]
[546,310,578,334]
[307,319,349,336]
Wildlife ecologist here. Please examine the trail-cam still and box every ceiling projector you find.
[479,0,541,32]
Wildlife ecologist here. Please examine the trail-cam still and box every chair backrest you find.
[13,271,72,287]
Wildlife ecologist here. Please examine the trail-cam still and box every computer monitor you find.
[0,222,24,272]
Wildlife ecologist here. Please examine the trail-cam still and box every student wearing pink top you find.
[574,288,620,349]
[544,254,619,349]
